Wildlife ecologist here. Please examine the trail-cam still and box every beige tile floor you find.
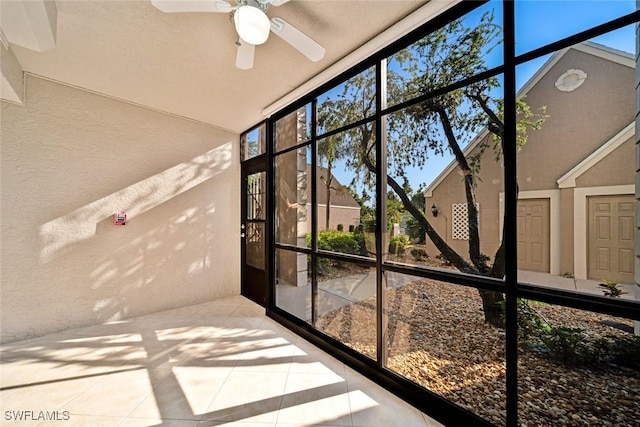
[0,296,444,427]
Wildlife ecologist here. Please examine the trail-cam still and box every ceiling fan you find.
[151,0,326,70]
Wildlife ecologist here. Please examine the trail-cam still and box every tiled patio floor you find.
[0,296,444,427]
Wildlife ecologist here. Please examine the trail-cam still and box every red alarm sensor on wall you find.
[113,212,127,226]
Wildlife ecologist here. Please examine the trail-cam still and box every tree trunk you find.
[325,162,332,230]
[435,107,505,326]
[479,289,504,326]
[360,124,505,327]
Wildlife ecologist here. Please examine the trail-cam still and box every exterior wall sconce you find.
[431,204,438,217]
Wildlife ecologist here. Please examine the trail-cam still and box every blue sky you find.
[326,0,636,198]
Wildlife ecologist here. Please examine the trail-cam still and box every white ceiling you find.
[6,0,434,133]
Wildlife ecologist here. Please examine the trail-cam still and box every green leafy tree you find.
[315,11,547,326]
[386,191,404,230]
[317,118,347,230]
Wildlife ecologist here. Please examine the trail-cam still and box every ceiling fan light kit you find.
[151,0,325,70]
[234,2,270,45]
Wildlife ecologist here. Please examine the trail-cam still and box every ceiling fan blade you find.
[269,0,291,6]
[150,0,232,13]
[236,38,255,70]
[270,17,325,62]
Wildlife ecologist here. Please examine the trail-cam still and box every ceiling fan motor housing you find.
[240,0,269,13]
[234,0,271,45]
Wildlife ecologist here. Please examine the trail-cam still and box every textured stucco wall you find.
[575,137,635,188]
[0,75,240,343]
[424,131,504,261]
[315,205,360,231]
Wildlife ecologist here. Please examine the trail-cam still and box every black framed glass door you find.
[241,157,267,306]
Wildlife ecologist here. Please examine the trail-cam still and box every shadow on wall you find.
[1,144,238,343]
[39,144,232,260]
[38,144,234,325]
[1,74,241,343]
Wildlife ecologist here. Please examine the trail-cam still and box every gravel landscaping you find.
[316,275,640,426]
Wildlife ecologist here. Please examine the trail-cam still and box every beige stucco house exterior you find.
[313,164,361,232]
[424,42,635,284]
[275,108,360,288]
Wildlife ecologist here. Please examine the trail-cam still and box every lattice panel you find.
[452,203,479,240]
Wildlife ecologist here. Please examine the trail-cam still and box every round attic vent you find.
[555,69,587,92]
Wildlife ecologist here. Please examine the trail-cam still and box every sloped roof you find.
[425,41,635,198]
[310,165,360,208]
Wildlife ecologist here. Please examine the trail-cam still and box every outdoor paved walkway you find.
[518,270,637,299]
[0,296,442,427]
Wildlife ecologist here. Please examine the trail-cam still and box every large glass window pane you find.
[241,123,265,161]
[316,125,376,258]
[515,0,635,56]
[387,0,503,107]
[516,29,637,302]
[316,258,377,360]
[275,105,312,153]
[516,301,640,426]
[275,248,311,323]
[385,76,505,278]
[275,146,312,249]
[384,273,506,425]
[317,66,376,136]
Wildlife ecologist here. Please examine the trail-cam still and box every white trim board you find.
[262,0,462,118]
[557,122,634,188]
[573,185,635,280]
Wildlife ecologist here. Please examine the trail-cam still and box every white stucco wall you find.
[1,75,240,343]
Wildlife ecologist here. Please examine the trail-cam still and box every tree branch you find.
[434,106,489,274]
[358,126,477,274]
[468,92,504,142]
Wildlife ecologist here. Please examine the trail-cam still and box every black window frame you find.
[239,2,640,426]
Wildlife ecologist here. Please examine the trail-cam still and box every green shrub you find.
[321,231,359,254]
[389,235,409,255]
[337,224,344,232]
[349,225,355,233]
[478,253,491,264]
[307,230,362,275]
[598,279,626,297]
[405,214,427,243]
[515,299,640,368]
[410,248,428,261]
[435,253,452,266]
[360,216,376,233]
[513,299,551,341]
[592,335,640,369]
[540,327,597,366]
[351,231,368,256]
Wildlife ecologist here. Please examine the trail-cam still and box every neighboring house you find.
[274,108,360,288]
[424,42,635,284]
[313,164,361,231]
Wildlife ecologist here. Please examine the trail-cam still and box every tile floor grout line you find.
[196,354,238,423]
[2,297,441,427]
